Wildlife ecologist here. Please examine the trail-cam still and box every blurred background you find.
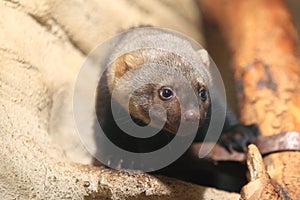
[203,0,300,115]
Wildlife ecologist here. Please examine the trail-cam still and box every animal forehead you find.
[156,60,209,85]
[150,60,206,79]
[170,69,207,87]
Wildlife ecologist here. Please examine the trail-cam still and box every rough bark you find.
[197,0,300,199]
[0,0,240,199]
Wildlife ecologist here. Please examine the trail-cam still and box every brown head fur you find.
[107,47,211,134]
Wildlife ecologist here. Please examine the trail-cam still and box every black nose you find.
[183,110,200,121]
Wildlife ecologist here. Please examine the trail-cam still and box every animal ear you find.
[197,49,210,68]
[113,51,144,80]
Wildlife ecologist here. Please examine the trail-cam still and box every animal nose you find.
[183,110,200,121]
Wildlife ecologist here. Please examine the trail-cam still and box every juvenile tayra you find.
[95,27,259,169]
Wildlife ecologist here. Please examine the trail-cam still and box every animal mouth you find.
[164,118,201,136]
[164,122,179,134]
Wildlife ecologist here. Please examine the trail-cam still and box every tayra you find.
[95,27,259,169]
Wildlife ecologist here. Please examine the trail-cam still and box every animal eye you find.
[199,87,207,101]
[159,87,174,100]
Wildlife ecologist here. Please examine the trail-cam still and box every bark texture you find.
[197,0,300,199]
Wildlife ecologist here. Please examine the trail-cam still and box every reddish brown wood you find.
[197,0,300,199]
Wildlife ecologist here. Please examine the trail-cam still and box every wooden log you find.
[197,0,300,199]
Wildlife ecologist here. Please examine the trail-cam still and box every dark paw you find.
[218,124,260,152]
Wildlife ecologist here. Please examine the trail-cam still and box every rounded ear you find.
[197,49,210,68]
[113,51,144,80]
